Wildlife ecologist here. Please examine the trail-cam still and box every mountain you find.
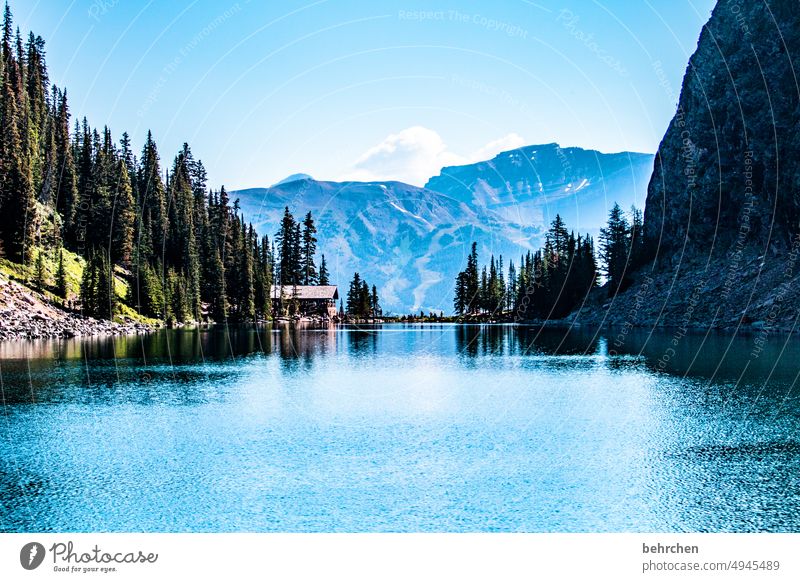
[235,179,525,314]
[425,144,654,233]
[233,144,655,313]
[576,0,800,331]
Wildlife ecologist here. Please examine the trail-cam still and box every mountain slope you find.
[576,0,800,331]
[234,144,654,313]
[235,179,535,313]
[426,143,653,233]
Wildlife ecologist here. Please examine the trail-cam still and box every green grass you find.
[0,247,160,326]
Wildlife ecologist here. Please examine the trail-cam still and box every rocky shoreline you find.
[0,274,153,342]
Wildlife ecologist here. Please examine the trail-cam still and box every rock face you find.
[644,0,800,259]
[0,274,152,341]
[577,0,800,332]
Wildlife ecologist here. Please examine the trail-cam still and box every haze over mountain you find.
[234,144,654,313]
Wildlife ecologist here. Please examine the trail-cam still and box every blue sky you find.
[16,0,715,189]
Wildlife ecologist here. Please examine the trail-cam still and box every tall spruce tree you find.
[0,4,36,263]
[300,211,318,285]
[276,206,297,285]
[318,254,329,285]
[54,248,67,299]
[599,203,631,295]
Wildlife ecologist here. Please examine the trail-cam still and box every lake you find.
[1,324,798,532]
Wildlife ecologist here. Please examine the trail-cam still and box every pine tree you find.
[80,250,97,316]
[55,248,67,299]
[34,249,47,290]
[54,89,78,234]
[166,146,200,319]
[129,258,163,319]
[209,246,227,322]
[238,221,255,321]
[300,211,318,285]
[466,242,479,314]
[599,203,631,295]
[507,260,517,311]
[0,4,36,263]
[110,158,134,265]
[276,206,297,285]
[629,205,645,268]
[371,285,380,317]
[318,253,329,285]
[359,280,369,316]
[137,130,167,260]
[454,270,468,315]
[94,251,116,320]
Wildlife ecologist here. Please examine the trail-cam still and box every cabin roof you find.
[269,285,339,300]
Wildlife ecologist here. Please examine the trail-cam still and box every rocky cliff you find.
[0,274,151,341]
[576,0,800,333]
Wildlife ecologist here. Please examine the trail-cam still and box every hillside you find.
[0,248,154,340]
[0,273,150,341]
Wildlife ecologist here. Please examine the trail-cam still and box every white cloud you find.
[470,132,525,163]
[338,126,525,187]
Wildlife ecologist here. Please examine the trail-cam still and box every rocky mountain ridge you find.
[236,144,654,312]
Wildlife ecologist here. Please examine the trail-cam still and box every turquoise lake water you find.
[1,324,798,532]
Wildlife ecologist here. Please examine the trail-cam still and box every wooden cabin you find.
[270,285,339,318]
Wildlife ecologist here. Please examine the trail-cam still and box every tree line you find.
[0,4,349,324]
[454,203,644,320]
[345,272,380,319]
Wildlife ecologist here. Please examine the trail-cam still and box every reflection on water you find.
[0,324,798,532]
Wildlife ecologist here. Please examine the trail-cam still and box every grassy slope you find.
[0,247,159,325]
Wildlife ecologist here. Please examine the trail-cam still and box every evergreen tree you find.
[209,246,227,322]
[465,242,479,314]
[454,270,468,315]
[137,130,167,260]
[346,272,362,316]
[629,205,645,268]
[53,89,78,233]
[166,146,200,319]
[110,158,134,265]
[300,211,317,285]
[80,250,97,316]
[54,248,67,299]
[94,251,116,320]
[371,285,380,318]
[34,249,46,290]
[507,260,517,311]
[345,272,376,318]
[599,203,631,295]
[0,4,36,263]
[318,253,329,285]
[360,280,370,317]
[129,258,163,319]
[276,206,297,285]
[238,220,255,320]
